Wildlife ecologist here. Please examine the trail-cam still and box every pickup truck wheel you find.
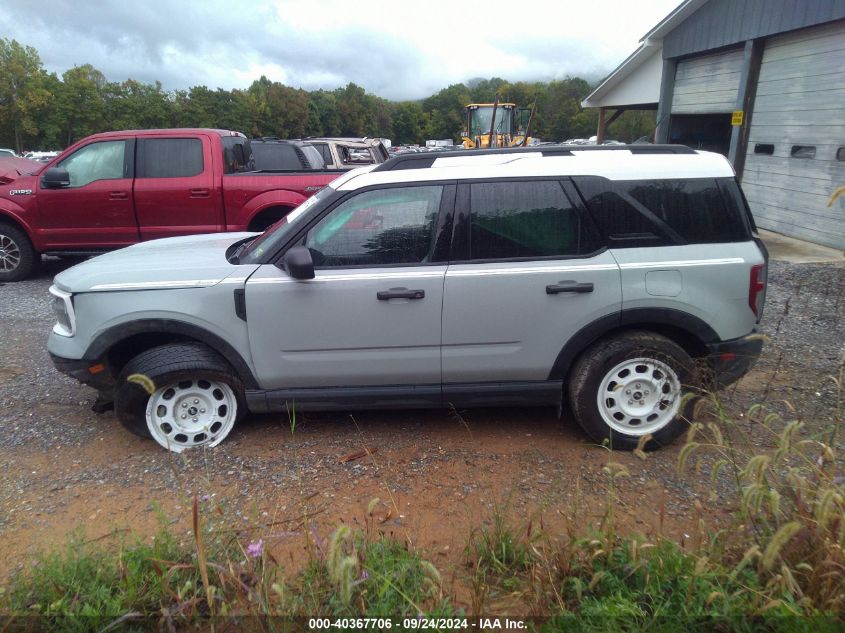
[0,223,37,282]
[568,331,698,451]
[115,344,245,452]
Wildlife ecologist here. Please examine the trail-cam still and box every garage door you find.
[671,48,745,114]
[742,21,845,249]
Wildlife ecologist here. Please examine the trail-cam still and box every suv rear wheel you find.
[115,343,245,452]
[568,331,698,450]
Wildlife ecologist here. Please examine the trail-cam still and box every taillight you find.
[749,263,766,321]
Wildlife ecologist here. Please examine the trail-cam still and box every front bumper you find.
[50,353,115,394]
[705,333,764,389]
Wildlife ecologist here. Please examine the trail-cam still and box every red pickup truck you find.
[0,129,340,281]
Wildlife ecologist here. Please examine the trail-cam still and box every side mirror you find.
[41,167,70,189]
[283,245,315,280]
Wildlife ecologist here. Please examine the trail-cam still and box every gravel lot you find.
[0,256,843,580]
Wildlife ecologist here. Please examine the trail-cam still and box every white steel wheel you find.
[597,357,681,436]
[145,377,238,452]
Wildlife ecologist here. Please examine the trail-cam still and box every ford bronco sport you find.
[48,145,767,452]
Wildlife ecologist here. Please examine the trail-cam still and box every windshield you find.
[469,107,514,137]
[238,185,336,264]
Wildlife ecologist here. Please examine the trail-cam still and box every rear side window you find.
[469,181,599,260]
[573,176,750,245]
[313,143,332,164]
[138,138,203,178]
[300,145,326,169]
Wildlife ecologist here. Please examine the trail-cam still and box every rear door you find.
[133,135,223,240]
[245,183,454,395]
[441,179,621,399]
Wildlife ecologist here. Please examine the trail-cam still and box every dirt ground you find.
[1,257,843,583]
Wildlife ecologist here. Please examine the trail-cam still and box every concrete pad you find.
[759,229,845,264]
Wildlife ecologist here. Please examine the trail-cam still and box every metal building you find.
[582,0,845,249]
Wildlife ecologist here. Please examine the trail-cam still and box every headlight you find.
[49,285,76,337]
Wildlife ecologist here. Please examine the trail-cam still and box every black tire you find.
[0,222,38,282]
[115,343,246,451]
[568,331,698,451]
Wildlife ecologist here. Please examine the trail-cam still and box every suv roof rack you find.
[374,144,698,172]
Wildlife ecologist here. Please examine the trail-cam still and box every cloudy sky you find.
[1,0,680,100]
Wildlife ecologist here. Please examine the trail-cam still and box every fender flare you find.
[239,189,307,229]
[548,307,720,380]
[84,318,260,389]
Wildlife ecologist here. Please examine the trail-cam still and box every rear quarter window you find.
[572,176,750,246]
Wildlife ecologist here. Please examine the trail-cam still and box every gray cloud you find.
[1,0,678,100]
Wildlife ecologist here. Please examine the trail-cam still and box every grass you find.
[2,334,843,629]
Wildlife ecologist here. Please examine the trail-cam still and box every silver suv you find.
[48,146,767,453]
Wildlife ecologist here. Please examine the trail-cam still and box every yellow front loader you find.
[461,96,536,149]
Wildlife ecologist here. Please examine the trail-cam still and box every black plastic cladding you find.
[375,145,698,172]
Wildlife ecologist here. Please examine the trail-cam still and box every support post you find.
[596,107,606,144]
[728,38,764,180]
[655,58,677,144]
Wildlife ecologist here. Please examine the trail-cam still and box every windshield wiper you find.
[230,238,255,264]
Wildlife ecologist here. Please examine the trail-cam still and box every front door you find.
[36,138,138,249]
[246,184,453,394]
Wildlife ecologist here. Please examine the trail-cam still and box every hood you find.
[0,157,41,184]
[54,232,260,293]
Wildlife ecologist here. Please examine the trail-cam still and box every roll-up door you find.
[669,48,744,155]
[672,48,745,114]
[741,21,845,249]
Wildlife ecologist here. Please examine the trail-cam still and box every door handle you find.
[377,287,425,300]
[109,191,128,200]
[190,188,210,198]
[546,280,594,294]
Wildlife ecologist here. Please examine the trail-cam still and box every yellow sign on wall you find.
[731,111,744,126]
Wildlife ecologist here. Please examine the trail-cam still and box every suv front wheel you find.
[115,343,245,452]
[568,331,698,450]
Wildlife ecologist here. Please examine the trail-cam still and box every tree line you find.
[0,39,654,153]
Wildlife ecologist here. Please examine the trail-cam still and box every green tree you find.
[422,83,470,141]
[334,83,370,136]
[54,64,107,146]
[307,90,341,137]
[392,101,425,144]
[0,39,53,152]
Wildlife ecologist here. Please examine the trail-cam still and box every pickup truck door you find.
[245,184,453,404]
[36,138,138,249]
[133,136,224,240]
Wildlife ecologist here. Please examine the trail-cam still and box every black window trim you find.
[270,180,457,270]
[136,136,205,179]
[449,176,608,265]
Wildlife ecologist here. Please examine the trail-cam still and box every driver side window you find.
[58,140,126,187]
[305,186,442,267]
